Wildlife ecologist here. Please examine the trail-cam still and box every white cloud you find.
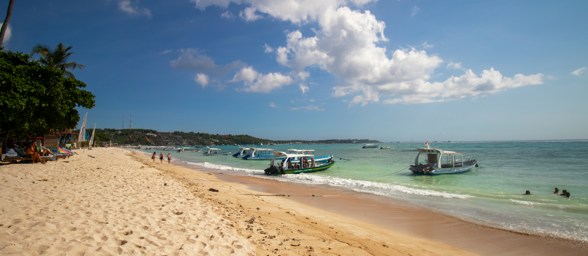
[263,44,273,53]
[221,10,234,19]
[118,0,152,17]
[0,23,11,44]
[269,101,279,108]
[240,7,261,21]
[232,66,294,93]
[381,68,544,105]
[192,0,545,105]
[571,67,587,76]
[171,49,218,71]
[447,61,464,70]
[195,73,209,87]
[299,83,309,94]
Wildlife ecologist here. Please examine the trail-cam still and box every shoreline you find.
[166,151,587,255]
[1,147,585,255]
[214,172,587,255]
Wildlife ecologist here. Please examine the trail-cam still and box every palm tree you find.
[32,42,85,78]
[0,0,15,48]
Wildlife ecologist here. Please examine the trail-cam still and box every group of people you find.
[553,187,571,198]
[26,142,49,164]
[151,152,172,163]
[524,187,571,198]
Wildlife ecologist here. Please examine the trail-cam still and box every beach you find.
[0,147,585,255]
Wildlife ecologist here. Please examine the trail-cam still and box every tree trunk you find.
[0,0,15,48]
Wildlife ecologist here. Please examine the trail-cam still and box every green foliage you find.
[89,129,378,146]
[0,50,95,141]
[31,43,85,79]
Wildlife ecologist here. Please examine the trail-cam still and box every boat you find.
[264,151,335,175]
[286,149,332,162]
[380,146,391,149]
[242,147,275,160]
[203,147,222,155]
[362,144,378,149]
[409,144,477,175]
[232,147,251,158]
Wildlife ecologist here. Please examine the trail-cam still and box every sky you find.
[3,0,588,142]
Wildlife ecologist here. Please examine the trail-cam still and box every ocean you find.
[143,141,588,243]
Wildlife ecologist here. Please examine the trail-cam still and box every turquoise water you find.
[144,141,588,243]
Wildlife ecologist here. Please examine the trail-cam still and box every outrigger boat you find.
[409,144,477,175]
[203,147,222,155]
[264,151,335,175]
[232,147,251,158]
[242,147,275,160]
[286,149,332,162]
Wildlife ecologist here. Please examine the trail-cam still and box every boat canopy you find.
[251,147,274,152]
[287,149,315,154]
[416,148,460,155]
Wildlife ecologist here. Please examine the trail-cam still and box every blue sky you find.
[3,0,587,142]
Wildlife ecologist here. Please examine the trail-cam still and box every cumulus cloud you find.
[195,73,209,87]
[240,7,262,21]
[118,0,152,17]
[571,67,587,76]
[191,0,545,105]
[232,66,294,93]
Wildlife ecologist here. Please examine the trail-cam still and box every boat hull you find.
[410,160,477,175]
[264,161,335,175]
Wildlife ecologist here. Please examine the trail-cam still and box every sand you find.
[0,147,585,255]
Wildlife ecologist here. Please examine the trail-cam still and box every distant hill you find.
[90,129,378,146]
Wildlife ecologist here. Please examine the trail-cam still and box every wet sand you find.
[218,174,587,255]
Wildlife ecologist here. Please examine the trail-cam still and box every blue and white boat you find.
[242,147,275,160]
[232,147,251,158]
[287,149,332,163]
[264,151,335,175]
[409,144,477,175]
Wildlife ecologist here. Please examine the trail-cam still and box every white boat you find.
[362,144,378,149]
[232,147,251,158]
[409,144,477,175]
[242,147,275,160]
[203,147,222,155]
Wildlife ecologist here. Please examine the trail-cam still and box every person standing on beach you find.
[159,152,164,163]
[167,153,172,163]
[151,152,156,162]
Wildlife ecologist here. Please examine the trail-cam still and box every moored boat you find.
[203,147,222,155]
[409,144,477,175]
[264,152,335,175]
[362,143,378,148]
[232,147,251,158]
[242,147,275,160]
[286,148,332,162]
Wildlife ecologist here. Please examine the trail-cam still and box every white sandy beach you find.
[1,147,585,255]
[0,148,254,255]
